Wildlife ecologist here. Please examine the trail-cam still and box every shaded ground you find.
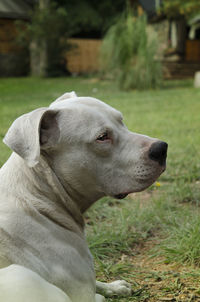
[112,191,200,302]
[91,185,200,302]
[129,237,200,301]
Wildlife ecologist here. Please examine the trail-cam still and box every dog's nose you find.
[148,141,168,166]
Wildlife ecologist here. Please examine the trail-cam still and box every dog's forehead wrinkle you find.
[58,104,119,136]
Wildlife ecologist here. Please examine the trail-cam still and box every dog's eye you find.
[97,132,109,141]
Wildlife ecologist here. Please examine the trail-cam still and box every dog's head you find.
[4,92,167,204]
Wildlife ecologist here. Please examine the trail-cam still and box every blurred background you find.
[1,0,200,89]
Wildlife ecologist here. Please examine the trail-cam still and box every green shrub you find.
[101,11,162,90]
[16,2,74,77]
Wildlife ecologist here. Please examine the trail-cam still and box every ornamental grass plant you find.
[101,11,162,90]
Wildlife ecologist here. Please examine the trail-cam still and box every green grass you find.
[1,77,200,300]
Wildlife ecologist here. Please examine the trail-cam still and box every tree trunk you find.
[176,17,187,57]
[30,0,49,77]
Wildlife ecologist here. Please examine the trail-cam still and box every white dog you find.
[0,92,167,302]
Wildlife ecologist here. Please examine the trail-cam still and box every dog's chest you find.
[0,211,95,293]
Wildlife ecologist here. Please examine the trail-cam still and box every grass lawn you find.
[1,77,200,301]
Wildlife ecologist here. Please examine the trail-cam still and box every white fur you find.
[0,265,71,302]
[96,280,132,297]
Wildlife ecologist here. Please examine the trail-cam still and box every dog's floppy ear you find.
[3,108,60,167]
[50,91,77,107]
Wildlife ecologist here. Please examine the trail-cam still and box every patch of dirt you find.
[128,187,161,206]
[122,189,200,301]
[125,237,200,302]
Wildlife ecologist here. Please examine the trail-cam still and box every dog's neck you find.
[36,155,85,230]
[1,153,85,236]
[42,151,105,213]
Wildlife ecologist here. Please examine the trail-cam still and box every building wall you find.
[0,19,16,53]
[0,18,29,76]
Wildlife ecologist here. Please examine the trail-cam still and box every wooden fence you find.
[66,38,102,74]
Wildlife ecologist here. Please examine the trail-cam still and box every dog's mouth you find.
[113,163,167,200]
[114,193,128,199]
[113,173,164,200]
